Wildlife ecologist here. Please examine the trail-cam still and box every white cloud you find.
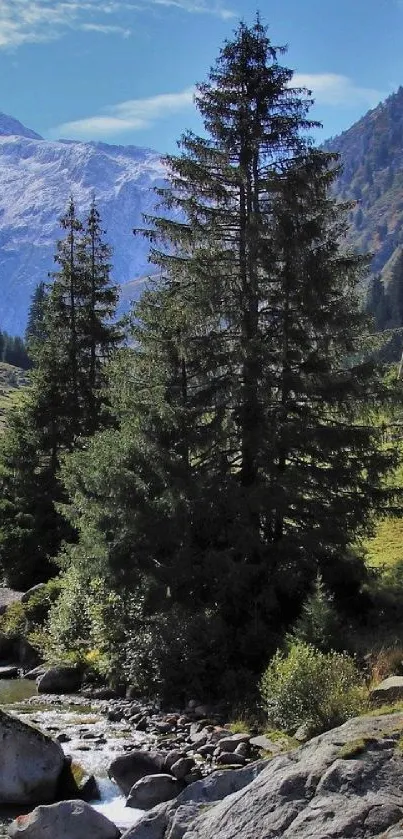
[80,23,132,37]
[52,87,196,139]
[0,0,235,49]
[292,73,384,109]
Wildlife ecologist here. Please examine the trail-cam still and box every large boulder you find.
[370,676,403,704]
[180,712,403,839]
[127,774,183,810]
[37,665,82,694]
[121,762,267,839]
[109,750,166,796]
[215,734,250,753]
[8,800,120,839]
[0,709,64,804]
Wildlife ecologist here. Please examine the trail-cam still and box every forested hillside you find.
[326,87,403,352]
[326,86,403,273]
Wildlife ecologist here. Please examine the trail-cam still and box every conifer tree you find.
[25,281,47,358]
[0,200,119,587]
[77,202,120,434]
[130,19,398,659]
[52,19,400,694]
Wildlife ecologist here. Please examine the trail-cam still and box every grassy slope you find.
[0,362,29,431]
[365,517,403,570]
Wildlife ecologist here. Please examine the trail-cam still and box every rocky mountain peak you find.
[0,112,43,141]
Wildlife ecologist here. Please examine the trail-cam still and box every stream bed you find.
[0,679,145,833]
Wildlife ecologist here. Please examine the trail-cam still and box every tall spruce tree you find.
[133,20,398,656]
[54,19,400,696]
[0,200,119,587]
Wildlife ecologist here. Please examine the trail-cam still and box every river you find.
[0,679,145,833]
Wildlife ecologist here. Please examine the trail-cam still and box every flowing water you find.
[0,679,145,831]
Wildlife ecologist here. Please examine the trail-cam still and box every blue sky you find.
[0,0,402,153]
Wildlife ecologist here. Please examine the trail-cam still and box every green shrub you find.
[45,566,91,662]
[0,601,27,638]
[260,642,368,735]
[0,579,63,641]
[23,579,62,625]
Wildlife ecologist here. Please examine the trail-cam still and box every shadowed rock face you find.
[120,713,403,839]
[0,709,65,804]
[180,713,403,839]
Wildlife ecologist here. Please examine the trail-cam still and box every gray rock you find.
[216,734,250,753]
[249,734,282,753]
[109,750,166,796]
[57,759,99,802]
[189,723,205,742]
[165,804,207,839]
[193,705,210,719]
[37,665,82,694]
[0,709,64,804]
[370,676,403,704]
[181,712,403,839]
[384,822,403,838]
[0,665,19,678]
[189,732,207,748]
[215,752,246,766]
[25,665,46,681]
[163,751,186,772]
[170,758,196,780]
[120,760,267,839]
[184,770,202,785]
[234,743,249,756]
[8,799,120,838]
[196,744,214,758]
[127,774,183,810]
[121,802,168,839]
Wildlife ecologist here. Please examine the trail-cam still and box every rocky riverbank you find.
[0,684,279,836]
[7,701,403,838]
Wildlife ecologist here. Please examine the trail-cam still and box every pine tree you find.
[131,19,397,661]
[54,19,400,694]
[77,202,120,435]
[0,401,68,587]
[0,200,120,587]
[25,281,47,359]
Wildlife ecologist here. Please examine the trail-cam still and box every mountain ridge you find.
[325,86,403,282]
[2,91,403,334]
[0,111,165,334]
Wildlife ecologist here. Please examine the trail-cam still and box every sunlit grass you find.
[364,517,403,570]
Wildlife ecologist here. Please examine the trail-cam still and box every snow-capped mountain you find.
[0,112,166,334]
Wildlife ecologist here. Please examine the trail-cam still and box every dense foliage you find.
[260,642,367,734]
